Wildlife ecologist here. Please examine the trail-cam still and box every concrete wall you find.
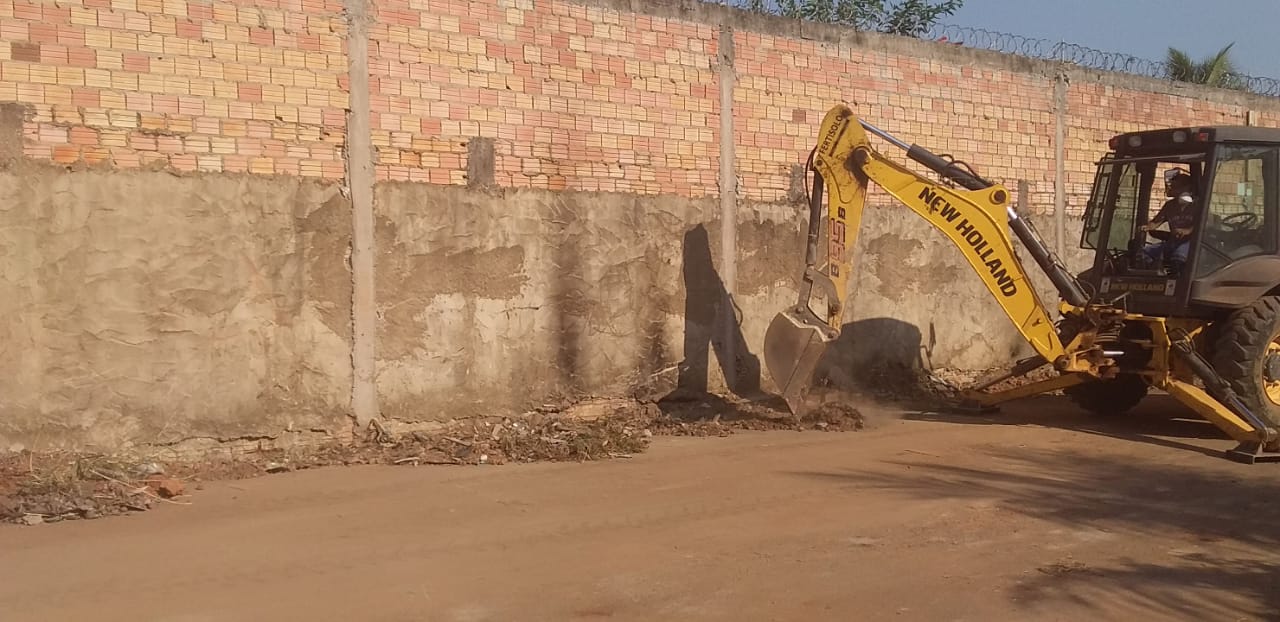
[5,0,1280,452]
[0,162,352,450]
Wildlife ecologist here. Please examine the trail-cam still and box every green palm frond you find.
[1166,43,1247,90]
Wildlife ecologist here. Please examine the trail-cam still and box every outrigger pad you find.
[1224,443,1280,465]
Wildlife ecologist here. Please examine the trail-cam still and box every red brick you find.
[156,135,183,153]
[72,88,100,107]
[274,158,298,175]
[67,47,97,68]
[52,145,80,163]
[123,53,150,73]
[188,2,212,20]
[171,154,198,171]
[238,83,262,102]
[249,27,273,46]
[153,95,179,114]
[41,4,69,23]
[178,96,204,116]
[29,23,58,44]
[176,20,202,39]
[13,0,41,20]
[262,139,286,157]
[57,25,85,47]
[322,107,345,126]
[82,145,110,165]
[38,125,69,143]
[223,154,248,172]
[125,92,152,111]
[68,126,99,146]
[111,149,140,168]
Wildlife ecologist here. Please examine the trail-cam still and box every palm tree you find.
[1165,43,1247,90]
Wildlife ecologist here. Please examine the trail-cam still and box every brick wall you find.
[1,0,349,177]
[730,29,1058,211]
[366,0,721,194]
[1062,84,1260,214]
[5,0,1280,210]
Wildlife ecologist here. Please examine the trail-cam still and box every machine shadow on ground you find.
[903,394,1239,459]
[788,444,1280,619]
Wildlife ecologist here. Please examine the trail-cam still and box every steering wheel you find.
[1222,212,1257,231]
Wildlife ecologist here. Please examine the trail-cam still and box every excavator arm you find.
[765,104,1094,414]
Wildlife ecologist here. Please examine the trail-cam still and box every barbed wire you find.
[710,0,1280,97]
[925,24,1280,97]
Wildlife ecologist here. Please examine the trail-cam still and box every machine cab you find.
[1079,126,1280,317]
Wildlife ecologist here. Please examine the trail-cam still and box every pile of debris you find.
[0,452,188,525]
[0,397,865,526]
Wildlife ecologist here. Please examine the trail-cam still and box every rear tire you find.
[1063,373,1148,416]
[1210,295,1280,428]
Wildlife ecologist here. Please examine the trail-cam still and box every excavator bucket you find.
[764,302,839,415]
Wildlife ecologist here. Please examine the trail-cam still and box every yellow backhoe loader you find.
[764,103,1280,463]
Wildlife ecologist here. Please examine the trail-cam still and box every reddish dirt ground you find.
[1,394,1277,621]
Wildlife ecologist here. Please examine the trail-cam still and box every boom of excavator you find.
[763,104,1280,464]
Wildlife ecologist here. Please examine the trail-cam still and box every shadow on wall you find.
[663,224,935,402]
[815,317,931,393]
[667,224,762,400]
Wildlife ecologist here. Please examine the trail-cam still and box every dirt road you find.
[2,394,1278,621]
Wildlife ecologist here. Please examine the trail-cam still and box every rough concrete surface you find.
[0,165,1090,450]
[371,180,1089,427]
[0,166,353,452]
[2,396,1277,621]
[372,183,767,421]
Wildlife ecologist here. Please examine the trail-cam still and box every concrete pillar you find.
[1053,71,1069,256]
[344,0,378,427]
[718,24,737,388]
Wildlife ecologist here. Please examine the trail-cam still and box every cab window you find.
[1195,144,1280,277]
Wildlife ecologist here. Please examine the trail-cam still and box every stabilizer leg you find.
[1225,442,1280,465]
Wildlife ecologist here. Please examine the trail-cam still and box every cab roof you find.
[1110,125,1280,150]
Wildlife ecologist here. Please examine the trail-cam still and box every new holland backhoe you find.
[764,103,1280,463]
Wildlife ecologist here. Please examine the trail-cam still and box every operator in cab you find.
[1140,168,1198,266]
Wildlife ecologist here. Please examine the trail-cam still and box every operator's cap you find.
[1165,168,1190,183]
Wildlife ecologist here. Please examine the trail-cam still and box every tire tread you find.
[1210,295,1280,429]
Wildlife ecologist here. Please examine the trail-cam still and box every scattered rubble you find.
[0,394,866,526]
[0,452,192,525]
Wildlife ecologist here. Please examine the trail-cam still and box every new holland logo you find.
[918,186,1017,297]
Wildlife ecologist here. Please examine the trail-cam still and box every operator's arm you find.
[1142,201,1170,231]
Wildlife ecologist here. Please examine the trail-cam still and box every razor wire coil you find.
[923,24,1280,97]
[710,0,1280,98]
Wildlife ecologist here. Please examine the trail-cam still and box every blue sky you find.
[946,0,1279,79]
